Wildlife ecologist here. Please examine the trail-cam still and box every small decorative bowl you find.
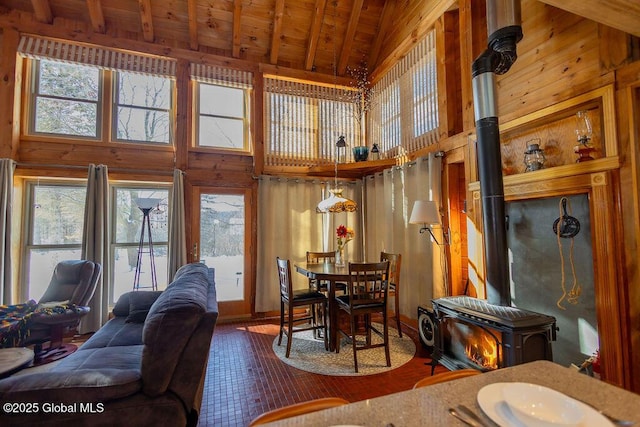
[352,146,369,162]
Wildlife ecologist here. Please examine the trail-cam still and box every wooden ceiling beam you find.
[137,0,154,43]
[368,0,396,69]
[337,0,364,75]
[30,0,53,24]
[232,0,242,58]
[538,0,640,38]
[270,0,285,64]
[304,0,327,71]
[85,0,106,34]
[187,0,199,50]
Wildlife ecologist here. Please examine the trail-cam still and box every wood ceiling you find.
[0,0,638,77]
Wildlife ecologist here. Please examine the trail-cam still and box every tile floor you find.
[198,318,447,427]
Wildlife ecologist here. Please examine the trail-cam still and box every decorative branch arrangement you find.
[346,62,375,146]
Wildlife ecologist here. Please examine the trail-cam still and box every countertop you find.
[261,360,640,426]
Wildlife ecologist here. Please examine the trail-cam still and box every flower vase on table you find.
[335,225,354,267]
[335,248,345,267]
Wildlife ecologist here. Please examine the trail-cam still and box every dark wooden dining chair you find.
[335,260,391,373]
[305,251,347,293]
[277,257,328,358]
[380,251,402,337]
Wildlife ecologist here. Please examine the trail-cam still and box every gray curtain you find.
[364,154,444,321]
[255,176,362,312]
[80,164,110,333]
[0,159,15,304]
[168,168,187,281]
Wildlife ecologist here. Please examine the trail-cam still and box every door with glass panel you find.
[193,187,251,317]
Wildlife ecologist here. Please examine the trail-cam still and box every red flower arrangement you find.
[336,225,355,250]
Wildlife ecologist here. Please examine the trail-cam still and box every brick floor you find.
[198,318,446,427]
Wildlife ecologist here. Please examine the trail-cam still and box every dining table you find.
[295,262,349,352]
[259,360,640,426]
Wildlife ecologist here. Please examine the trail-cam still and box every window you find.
[197,82,248,149]
[115,72,172,143]
[370,29,439,155]
[30,60,101,138]
[264,78,358,166]
[21,36,177,145]
[111,186,170,304]
[22,182,86,301]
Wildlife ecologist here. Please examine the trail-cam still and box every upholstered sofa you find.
[0,262,218,427]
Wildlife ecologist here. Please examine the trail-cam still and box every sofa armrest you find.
[0,369,141,403]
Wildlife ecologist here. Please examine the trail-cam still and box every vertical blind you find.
[264,77,360,167]
[17,35,176,77]
[369,29,439,157]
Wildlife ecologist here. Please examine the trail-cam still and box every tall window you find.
[111,186,170,304]
[22,182,86,301]
[114,72,172,143]
[196,82,249,149]
[30,60,101,138]
[370,29,439,156]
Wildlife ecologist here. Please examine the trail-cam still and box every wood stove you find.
[431,296,557,371]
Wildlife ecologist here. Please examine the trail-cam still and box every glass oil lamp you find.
[574,110,596,162]
[523,140,546,172]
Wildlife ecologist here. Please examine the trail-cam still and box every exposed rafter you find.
[138,0,154,43]
[232,0,242,58]
[305,0,327,71]
[538,0,640,38]
[270,0,285,65]
[86,0,106,34]
[368,0,396,69]
[30,0,53,24]
[187,0,199,50]
[337,0,364,75]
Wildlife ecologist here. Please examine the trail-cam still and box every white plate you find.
[477,382,614,427]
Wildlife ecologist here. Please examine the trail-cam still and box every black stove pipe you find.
[471,0,522,306]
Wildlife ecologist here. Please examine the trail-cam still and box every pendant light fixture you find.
[316,1,357,214]
[316,137,357,213]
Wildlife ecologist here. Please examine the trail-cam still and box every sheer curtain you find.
[0,159,15,304]
[364,154,443,322]
[168,169,187,280]
[255,176,362,312]
[80,164,110,333]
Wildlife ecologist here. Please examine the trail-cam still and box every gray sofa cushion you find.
[126,291,163,323]
[79,317,144,349]
[141,263,210,397]
[0,369,141,403]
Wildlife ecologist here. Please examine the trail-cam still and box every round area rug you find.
[272,323,416,376]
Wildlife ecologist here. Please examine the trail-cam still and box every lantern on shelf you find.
[523,140,546,172]
[574,110,596,162]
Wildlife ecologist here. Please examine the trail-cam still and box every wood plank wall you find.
[0,0,639,392]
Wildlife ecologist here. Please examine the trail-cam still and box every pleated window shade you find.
[369,29,439,159]
[17,35,176,77]
[264,77,359,167]
[190,63,253,89]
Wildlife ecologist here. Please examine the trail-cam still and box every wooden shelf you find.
[469,156,621,193]
[307,158,397,179]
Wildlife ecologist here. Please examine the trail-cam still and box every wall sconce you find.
[409,200,449,245]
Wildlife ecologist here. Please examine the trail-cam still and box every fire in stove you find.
[465,332,499,370]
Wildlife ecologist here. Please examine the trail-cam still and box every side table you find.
[0,347,34,378]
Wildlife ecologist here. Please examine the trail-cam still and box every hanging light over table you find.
[316,137,357,213]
